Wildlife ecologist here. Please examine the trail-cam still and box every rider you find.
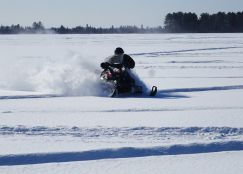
[100,47,136,91]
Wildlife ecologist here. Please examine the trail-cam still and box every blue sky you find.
[0,0,243,27]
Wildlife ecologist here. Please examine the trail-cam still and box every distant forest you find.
[0,22,163,34]
[164,11,243,33]
[0,11,243,34]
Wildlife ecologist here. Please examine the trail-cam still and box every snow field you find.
[0,33,243,173]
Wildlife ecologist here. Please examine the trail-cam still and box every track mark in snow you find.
[0,94,60,100]
[143,76,243,79]
[137,65,243,69]
[1,111,12,114]
[1,141,243,166]
[131,46,242,57]
[166,60,224,64]
[100,106,243,113]
[1,106,243,114]
[1,126,243,140]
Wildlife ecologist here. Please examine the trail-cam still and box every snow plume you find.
[0,52,104,96]
[129,69,149,92]
[30,54,103,96]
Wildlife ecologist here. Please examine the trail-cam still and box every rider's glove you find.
[100,62,110,69]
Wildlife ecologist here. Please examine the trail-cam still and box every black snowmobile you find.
[100,63,157,97]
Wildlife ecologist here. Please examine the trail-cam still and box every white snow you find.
[0,33,243,173]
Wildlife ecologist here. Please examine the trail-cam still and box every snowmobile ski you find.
[149,86,157,96]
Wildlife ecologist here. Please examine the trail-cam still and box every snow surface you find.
[0,33,243,173]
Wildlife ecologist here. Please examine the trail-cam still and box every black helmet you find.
[114,47,124,55]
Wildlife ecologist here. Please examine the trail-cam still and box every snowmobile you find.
[100,63,157,97]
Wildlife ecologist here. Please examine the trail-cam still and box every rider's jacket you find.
[105,54,135,69]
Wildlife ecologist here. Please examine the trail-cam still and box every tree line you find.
[0,22,49,34]
[51,24,163,34]
[1,11,243,34]
[164,11,243,33]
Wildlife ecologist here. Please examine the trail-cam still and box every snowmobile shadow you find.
[155,91,189,99]
[111,90,189,99]
[162,85,243,93]
[0,94,59,100]
[154,85,243,99]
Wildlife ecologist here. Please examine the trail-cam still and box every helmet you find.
[114,47,124,55]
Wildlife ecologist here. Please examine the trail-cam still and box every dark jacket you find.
[104,54,135,69]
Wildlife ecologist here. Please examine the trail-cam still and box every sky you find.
[0,0,243,28]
